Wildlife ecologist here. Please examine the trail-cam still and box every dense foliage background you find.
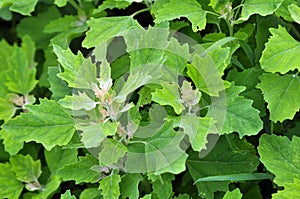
[0,0,300,198]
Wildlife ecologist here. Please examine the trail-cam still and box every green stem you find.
[233,0,245,20]
[68,0,82,12]
[131,7,151,18]
[225,19,234,36]
[290,24,300,40]
[206,11,220,17]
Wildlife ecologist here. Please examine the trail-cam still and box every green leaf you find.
[209,0,229,12]
[152,82,185,114]
[92,0,131,16]
[154,0,207,32]
[44,15,78,33]
[44,146,78,174]
[0,39,16,97]
[119,173,143,199]
[79,122,117,148]
[152,173,174,199]
[54,0,67,7]
[0,96,16,121]
[0,163,23,199]
[210,84,263,137]
[21,35,36,69]
[2,99,75,150]
[115,65,161,103]
[260,26,300,74]
[164,37,190,74]
[59,92,97,111]
[61,190,76,199]
[98,138,127,167]
[99,173,121,199]
[99,59,113,91]
[44,15,88,49]
[187,54,225,97]
[275,0,298,21]
[239,0,284,21]
[83,16,142,48]
[179,115,216,151]
[5,48,37,95]
[58,154,99,184]
[256,73,300,122]
[288,4,300,24]
[194,173,273,183]
[0,7,12,21]
[188,134,259,199]
[32,175,61,199]
[258,134,300,185]
[80,188,102,199]
[10,154,41,183]
[48,67,72,100]
[141,194,151,199]
[0,0,38,15]
[123,27,168,71]
[223,189,242,199]
[53,45,97,89]
[125,121,187,174]
[273,178,300,199]
[227,68,265,116]
[16,7,60,49]
[0,130,23,155]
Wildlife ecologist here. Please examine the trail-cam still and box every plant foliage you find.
[0,0,300,198]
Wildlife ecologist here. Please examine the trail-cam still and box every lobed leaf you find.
[154,0,207,32]
[260,26,300,74]
[2,99,75,151]
[257,73,300,122]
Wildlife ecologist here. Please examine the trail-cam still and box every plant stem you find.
[131,7,151,18]
[225,19,234,36]
[206,11,220,17]
[68,0,85,14]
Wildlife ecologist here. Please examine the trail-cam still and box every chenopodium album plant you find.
[0,0,300,198]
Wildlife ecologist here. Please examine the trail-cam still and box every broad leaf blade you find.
[119,173,143,199]
[187,54,225,97]
[58,155,99,184]
[2,99,75,150]
[223,189,242,199]
[0,163,23,199]
[258,134,300,185]
[16,7,60,49]
[187,134,259,199]
[179,115,216,151]
[83,16,142,48]
[98,138,127,167]
[273,178,300,199]
[210,85,263,137]
[5,48,37,95]
[154,0,207,31]
[288,4,300,24]
[239,0,284,21]
[152,82,185,114]
[257,73,300,122]
[44,146,78,174]
[126,121,187,174]
[99,174,121,199]
[53,45,97,89]
[10,154,41,183]
[260,26,300,74]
